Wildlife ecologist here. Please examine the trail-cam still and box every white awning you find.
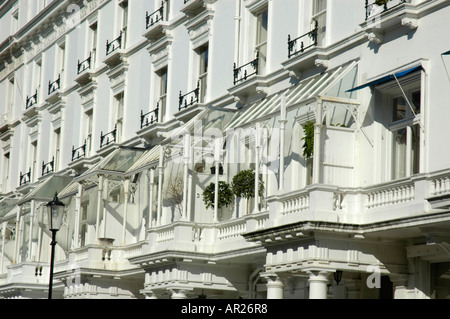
[225,60,359,130]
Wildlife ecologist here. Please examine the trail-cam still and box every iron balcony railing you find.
[42,157,55,177]
[106,31,122,56]
[146,2,164,29]
[233,52,259,85]
[72,140,87,161]
[140,105,159,129]
[365,0,407,20]
[287,21,318,59]
[179,82,200,111]
[100,125,117,148]
[26,90,38,109]
[19,168,31,186]
[77,52,92,75]
[48,74,61,95]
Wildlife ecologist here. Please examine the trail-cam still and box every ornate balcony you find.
[144,2,168,41]
[233,52,259,86]
[75,52,95,86]
[104,32,127,68]
[137,103,179,143]
[72,140,87,162]
[175,82,205,122]
[42,157,55,177]
[287,21,318,59]
[361,0,417,45]
[140,106,159,129]
[228,52,269,104]
[365,0,407,21]
[282,22,328,79]
[26,90,38,109]
[100,125,117,149]
[146,2,164,29]
[19,168,31,187]
[106,31,123,56]
[48,74,61,96]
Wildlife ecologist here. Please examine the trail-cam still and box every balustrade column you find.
[307,270,331,299]
[95,175,104,240]
[73,183,83,249]
[122,179,130,245]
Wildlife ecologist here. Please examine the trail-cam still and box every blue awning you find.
[442,50,450,55]
[346,65,422,93]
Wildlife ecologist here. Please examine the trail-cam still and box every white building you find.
[0,0,449,299]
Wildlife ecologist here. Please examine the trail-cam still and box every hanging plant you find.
[375,0,389,6]
[301,121,315,158]
[231,169,264,214]
[203,181,234,211]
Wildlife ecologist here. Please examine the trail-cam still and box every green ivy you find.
[301,121,315,158]
[203,181,234,211]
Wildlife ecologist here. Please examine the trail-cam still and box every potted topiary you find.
[231,169,264,215]
[203,181,234,211]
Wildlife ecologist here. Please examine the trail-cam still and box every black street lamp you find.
[46,192,65,299]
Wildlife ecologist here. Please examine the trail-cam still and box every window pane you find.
[393,128,406,179]
[313,0,327,14]
[392,96,406,121]
[412,90,421,115]
[411,125,420,175]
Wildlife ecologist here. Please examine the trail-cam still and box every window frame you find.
[375,70,423,180]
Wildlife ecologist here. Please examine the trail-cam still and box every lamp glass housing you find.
[47,194,65,231]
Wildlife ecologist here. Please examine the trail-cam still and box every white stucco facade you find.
[0,0,449,299]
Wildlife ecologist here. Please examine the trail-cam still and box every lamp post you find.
[46,192,65,299]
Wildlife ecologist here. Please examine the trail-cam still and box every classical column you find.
[122,179,130,245]
[73,183,83,249]
[279,94,287,191]
[213,138,221,222]
[157,147,164,226]
[307,270,330,299]
[253,122,261,214]
[182,134,190,221]
[0,222,6,272]
[148,169,155,227]
[313,99,323,184]
[28,200,35,261]
[266,274,284,299]
[406,126,412,176]
[13,207,20,264]
[102,177,109,238]
[95,175,104,240]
